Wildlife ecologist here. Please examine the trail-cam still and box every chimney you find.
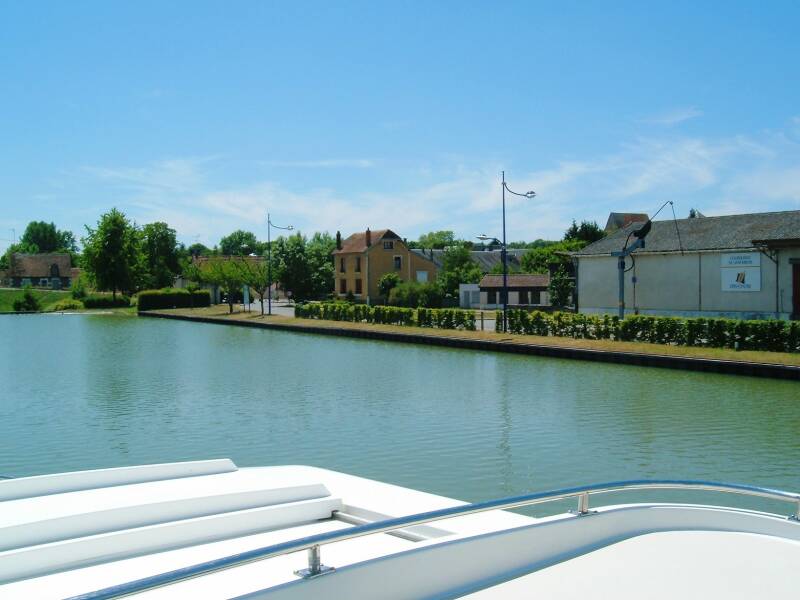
[365,228,371,247]
[336,230,342,250]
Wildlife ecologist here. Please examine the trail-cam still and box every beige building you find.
[332,229,437,303]
[573,210,800,320]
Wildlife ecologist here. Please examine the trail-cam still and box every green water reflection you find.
[1,314,798,513]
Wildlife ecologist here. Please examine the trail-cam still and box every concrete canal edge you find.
[139,312,800,381]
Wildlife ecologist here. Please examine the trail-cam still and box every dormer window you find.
[383,241,394,249]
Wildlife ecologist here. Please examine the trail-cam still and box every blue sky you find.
[1,1,799,251]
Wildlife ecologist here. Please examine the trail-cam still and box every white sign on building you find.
[721,253,761,292]
[721,253,760,268]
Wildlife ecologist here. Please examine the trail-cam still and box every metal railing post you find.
[294,544,334,579]
[576,492,593,515]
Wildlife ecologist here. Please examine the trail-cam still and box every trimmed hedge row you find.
[83,295,130,309]
[498,309,800,353]
[295,302,476,331]
[138,288,211,312]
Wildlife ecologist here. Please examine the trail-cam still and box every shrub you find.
[83,295,130,309]
[296,302,475,331]
[502,309,798,353]
[13,286,41,312]
[389,281,443,308]
[70,273,88,300]
[50,299,84,311]
[137,288,211,312]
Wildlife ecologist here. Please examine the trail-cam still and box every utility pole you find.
[266,213,293,315]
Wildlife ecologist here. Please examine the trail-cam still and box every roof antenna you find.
[669,201,685,255]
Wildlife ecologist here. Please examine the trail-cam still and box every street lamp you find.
[266,213,293,316]
[479,172,535,332]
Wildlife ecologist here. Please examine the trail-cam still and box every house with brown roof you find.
[476,273,551,308]
[6,253,76,289]
[332,229,437,303]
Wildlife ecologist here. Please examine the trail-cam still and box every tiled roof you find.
[332,229,400,254]
[10,253,72,278]
[479,273,550,288]
[574,210,800,256]
[411,249,528,272]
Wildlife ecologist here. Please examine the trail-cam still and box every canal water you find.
[2,314,799,513]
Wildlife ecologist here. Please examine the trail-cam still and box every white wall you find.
[577,249,796,319]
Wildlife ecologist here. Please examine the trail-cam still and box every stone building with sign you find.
[572,210,800,320]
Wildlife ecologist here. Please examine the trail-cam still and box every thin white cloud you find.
[59,121,800,247]
[261,159,375,169]
[642,106,703,126]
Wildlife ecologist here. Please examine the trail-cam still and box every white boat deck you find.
[461,530,800,599]
[1,460,797,599]
[0,460,532,599]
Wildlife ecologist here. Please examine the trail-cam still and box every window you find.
[339,279,347,294]
[488,290,497,304]
[355,279,362,294]
[355,257,361,272]
[39,278,49,287]
[416,270,428,283]
[383,241,394,249]
[519,290,529,304]
[340,258,345,273]
[394,256,402,270]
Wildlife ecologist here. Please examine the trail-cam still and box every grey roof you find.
[479,273,550,289]
[411,249,527,272]
[574,210,800,256]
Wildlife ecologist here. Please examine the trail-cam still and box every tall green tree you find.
[195,258,245,313]
[272,233,312,300]
[520,240,584,274]
[413,230,456,249]
[437,244,483,296]
[219,230,262,256]
[141,222,180,288]
[235,258,270,315]
[563,220,605,244]
[305,232,336,298]
[548,265,574,307]
[82,209,142,299]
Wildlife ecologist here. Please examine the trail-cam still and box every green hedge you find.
[500,309,800,353]
[83,295,130,309]
[137,288,211,312]
[295,302,476,331]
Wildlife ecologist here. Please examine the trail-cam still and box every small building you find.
[573,209,800,320]
[333,229,437,303]
[478,274,550,309]
[5,253,76,289]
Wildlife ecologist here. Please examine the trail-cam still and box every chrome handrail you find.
[68,479,800,600]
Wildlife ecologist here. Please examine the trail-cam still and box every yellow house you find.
[332,228,437,303]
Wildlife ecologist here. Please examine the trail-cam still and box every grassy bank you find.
[149,305,800,368]
[0,288,137,315]
[0,288,71,312]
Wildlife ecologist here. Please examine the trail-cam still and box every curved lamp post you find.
[267,213,293,315]
[478,172,535,332]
